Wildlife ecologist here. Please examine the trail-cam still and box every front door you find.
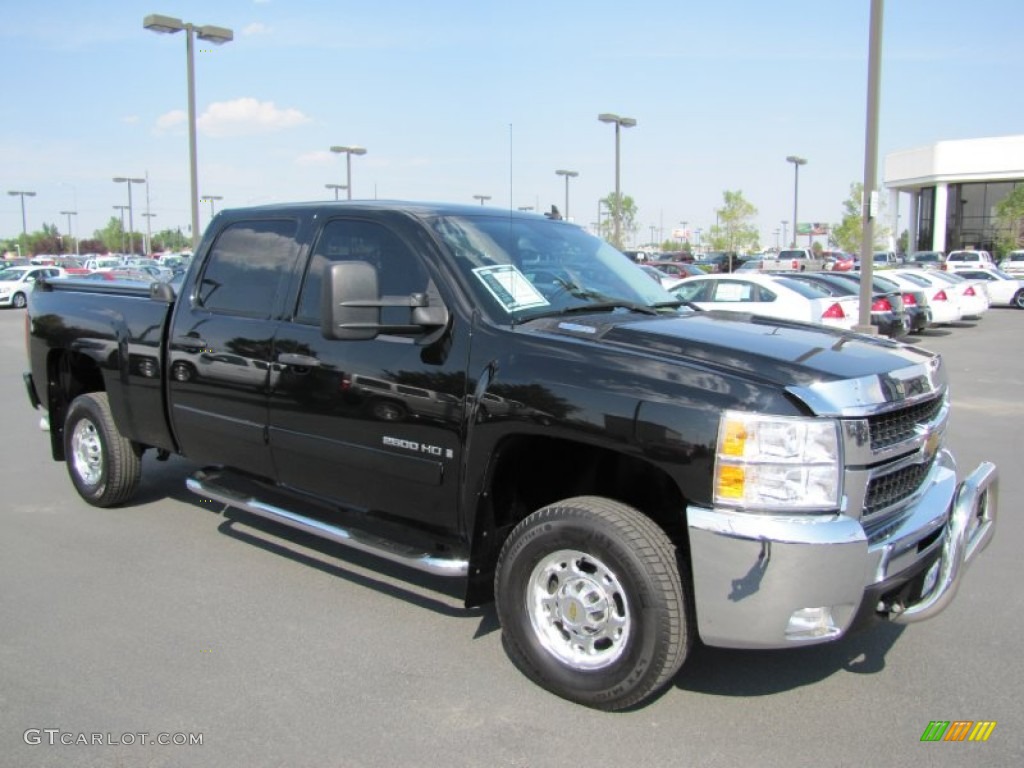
[267,216,468,540]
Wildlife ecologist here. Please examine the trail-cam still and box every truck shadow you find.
[673,621,905,698]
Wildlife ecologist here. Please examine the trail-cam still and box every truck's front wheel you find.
[64,392,141,507]
[495,496,691,710]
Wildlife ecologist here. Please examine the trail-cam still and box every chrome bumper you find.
[686,450,997,649]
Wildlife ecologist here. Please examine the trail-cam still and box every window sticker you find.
[714,283,750,302]
[473,264,550,311]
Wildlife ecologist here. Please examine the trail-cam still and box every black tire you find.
[63,392,141,507]
[1014,290,1024,309]
[12,292,27,309]
[494,496,691,710]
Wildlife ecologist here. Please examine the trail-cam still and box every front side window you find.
[296,218,428,325]
[196,220,299,315]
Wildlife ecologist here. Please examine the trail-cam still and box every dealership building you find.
[884,134,1024,253]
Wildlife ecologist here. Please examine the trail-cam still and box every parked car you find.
[648,261,704,280]
[925,270,990,319]
[952,267,1024,308]
[639,264,676,288]
[872,251,901,269]
[80,269,156,283]
[904,251,947,270]
[946,250,996,272]
[997,250,1024,276]
[694,251,741,273]
[886,269,963,325]
[665,273,859,330]
[0,265,65,308]
[782,272,911,338]
[822,251,858,271]
[870,274,932,334]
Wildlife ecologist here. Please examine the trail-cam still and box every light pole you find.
[60,210,78,255]
[786,155,807,247]
[325,183,347,201]
[781,220,789,250]
[144,14,233,251]
[113,205,129,254]
[7,190,36,237]
[201,194,223,223]
[597,113,636,248]
[555,169,578,221]
[142,212,157,253]
[329,146,367,200]
[114,177,145,255]
[473,195,491,206]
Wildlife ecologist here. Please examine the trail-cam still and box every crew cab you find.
[23,201,997,710]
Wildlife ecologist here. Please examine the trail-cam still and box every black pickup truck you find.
[24,201,997,710]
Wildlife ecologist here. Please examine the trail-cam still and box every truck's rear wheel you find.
[64,392,141,507]
[495,496,691,710]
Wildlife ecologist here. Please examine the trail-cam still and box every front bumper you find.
[686,450,997,648]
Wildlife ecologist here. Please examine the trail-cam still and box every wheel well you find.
[46,349,105,460]
[465,434,690,606]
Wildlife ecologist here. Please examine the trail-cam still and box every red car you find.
[823,251,858,271]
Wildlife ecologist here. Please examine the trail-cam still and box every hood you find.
[521,309,941,414]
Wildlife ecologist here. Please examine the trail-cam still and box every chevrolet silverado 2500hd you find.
[24,201,997,710]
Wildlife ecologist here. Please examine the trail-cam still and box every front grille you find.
[867,397,943,450]
[864,458,935,516]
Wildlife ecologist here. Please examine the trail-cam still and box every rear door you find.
[167,217,302,477]
[266,214,467,539]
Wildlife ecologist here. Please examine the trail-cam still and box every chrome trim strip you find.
[186,472,469,577]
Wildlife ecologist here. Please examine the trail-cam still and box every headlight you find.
[714,410,840,511]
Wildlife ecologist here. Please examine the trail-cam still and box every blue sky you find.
[2,0,1021,248]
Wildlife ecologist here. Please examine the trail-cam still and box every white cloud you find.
[197,98,311,138]
[242,22,270,37]
[154,110,188,134]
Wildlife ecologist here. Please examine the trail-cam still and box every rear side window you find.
[196,220,299,315]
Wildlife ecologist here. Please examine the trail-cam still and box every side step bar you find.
[187,470,469,577]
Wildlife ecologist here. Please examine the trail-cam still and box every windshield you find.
[430,214,682,322]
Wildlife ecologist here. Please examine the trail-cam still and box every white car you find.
[665,273,859,330]
[884,270,963,325]
[949,267,1024,308]
[946,249,995,272]
[925,270,990,318]
[0,265,65,309]
[998,250,1024,276]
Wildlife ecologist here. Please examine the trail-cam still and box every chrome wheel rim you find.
[71,419,103,486]
[527,549,631,670]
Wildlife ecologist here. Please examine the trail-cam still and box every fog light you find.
[785,607,841,641]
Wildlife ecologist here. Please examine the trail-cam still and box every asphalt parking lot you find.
[1,306,1021,767]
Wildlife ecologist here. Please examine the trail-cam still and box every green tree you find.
[994,185,1024,255]
[599,192,638,249]
[832,182,891,254]
[707,190,759,253]
[95,216,126,254]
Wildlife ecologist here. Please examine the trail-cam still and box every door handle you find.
[277,353,321,368]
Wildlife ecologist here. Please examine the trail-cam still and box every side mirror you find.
[322,261,381,340]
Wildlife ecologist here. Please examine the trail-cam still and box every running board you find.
[186,470,469,577]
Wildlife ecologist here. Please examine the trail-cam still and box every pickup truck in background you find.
[761,247,827,272]
[24,201,997,710]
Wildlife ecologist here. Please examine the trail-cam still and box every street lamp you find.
[114,177,146,255]
[781,220,788,249]
[555,169,579,221]
[7,190,36,236]
[325,183,347,201]
[113,205,129,254]
[144,13,233,251]
[60,210,78,255]
[786,155,807,247]
[142,212,157,253]
[329,146,367,200]
[201,194,223,221]
[473,195,491,206]
[597,113,637,248]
